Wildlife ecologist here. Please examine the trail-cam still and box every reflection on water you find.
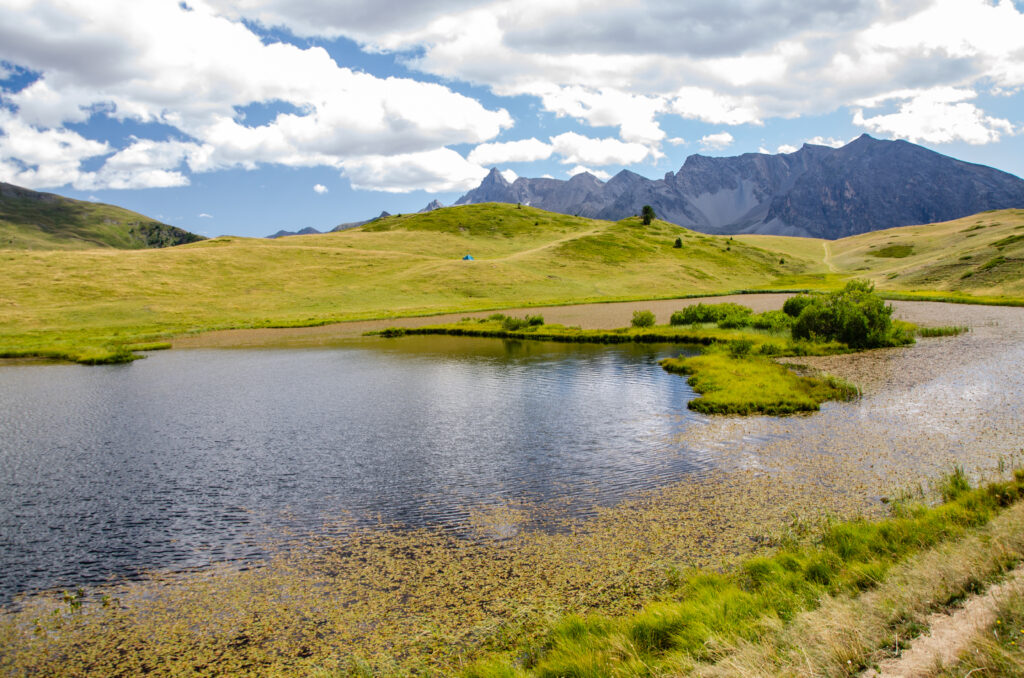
[0,337,702,600]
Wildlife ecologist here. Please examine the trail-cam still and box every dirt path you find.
[823,241,838,272]
[172,293,794,349]
[862,566,1024,678]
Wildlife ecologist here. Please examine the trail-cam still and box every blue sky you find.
[1,0,1023,238]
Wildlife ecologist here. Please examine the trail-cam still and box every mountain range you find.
[454,134,1024,239]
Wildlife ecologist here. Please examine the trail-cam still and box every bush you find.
[749,310,793,331]
[526,314,544,326]
[670,302,753,326]
[631,310,656,328]
[501,316,528,331]
[791,280,909,349]
[727,339,754,357]
[782,294,817,318]
[673,237,682,248]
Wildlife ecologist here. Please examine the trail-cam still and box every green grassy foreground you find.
[463,470,1024,678]
[1,203,1022,364]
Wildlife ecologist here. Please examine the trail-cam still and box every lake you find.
[0,336,705,601]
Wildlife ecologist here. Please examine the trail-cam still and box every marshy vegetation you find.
[375,282,914,416]
[4,465,1024,677]
[464,469,1024,678]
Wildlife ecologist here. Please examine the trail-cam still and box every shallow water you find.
[0,337,704,601]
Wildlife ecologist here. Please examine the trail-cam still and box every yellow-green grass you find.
[0,204,823,363]
[0,192,202,250]
[931,584,1024,677]
[661,350,860,415]
[463,470,1024,678]
[2,203,1023,364]
[828,208,1024,297]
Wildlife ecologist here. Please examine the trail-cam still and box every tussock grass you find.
[464,471,1024,677]
[930,580,1024,677]
[918,325,969,338]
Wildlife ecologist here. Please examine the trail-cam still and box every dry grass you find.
[695,493,1024,677]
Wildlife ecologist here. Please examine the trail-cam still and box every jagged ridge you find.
[454,135,1024,239]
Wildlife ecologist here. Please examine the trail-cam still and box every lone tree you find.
[641,205,656,225]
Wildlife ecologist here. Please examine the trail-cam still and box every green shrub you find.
[782,294,817,318]
[749,310,793,331]
[727,339,754,357]
[631,310,656,328]
[791,281,910,349]
[501,316,529,331]
[670,302,753,326]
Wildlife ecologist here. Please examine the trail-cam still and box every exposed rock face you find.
[419,199,444,212]
[454,136,1024,238]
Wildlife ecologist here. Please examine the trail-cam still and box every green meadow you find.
[2,202,1023,364]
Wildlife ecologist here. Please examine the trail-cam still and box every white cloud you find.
[667,137,687,146]
[567,165,611,181]
[313,183,328,194]
[805,136,848,148]
[549,132,651,166]
[775,144,799,154]
[0,0,512,189]
[235,0,1024,150]
[467,138,552,165]
[669,87,762,126]
[500,168,518,183]
[199,213,213,218]
[340,148,488,193]
[699,132,734,151]
[853,88,1015,144]
[537,86,667,145]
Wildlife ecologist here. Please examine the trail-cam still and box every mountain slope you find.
[0,182,204,250]
[455,136,1024,239]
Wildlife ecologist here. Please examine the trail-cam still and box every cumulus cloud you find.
[199,213,213,218]
[313,183,328,194]
[669,87,762,126]
[853,88,1015,144]
[567,165,611,181]
[500,168,518,183]
[252,0,1024,150]
[549,132,651,166]
[0,0,511,190]
[340,148,488,193]
[699,132,734,151]
[467,138,553,165]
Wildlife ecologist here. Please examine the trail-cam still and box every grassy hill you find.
[827,208,1024,298]
[0,182,204,250]
[1,202,1022,363]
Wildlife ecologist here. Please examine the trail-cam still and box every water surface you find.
[0,337,703,600]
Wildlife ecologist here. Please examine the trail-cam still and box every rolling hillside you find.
[0,182,204,250]
[1,202,1022,363]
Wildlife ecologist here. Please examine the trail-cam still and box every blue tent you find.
[462,254,474,260]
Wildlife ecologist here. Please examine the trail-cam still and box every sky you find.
[1,0,1023,238]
